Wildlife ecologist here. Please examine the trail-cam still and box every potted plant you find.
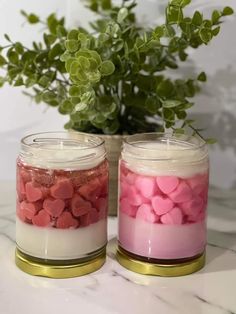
[0,0,233,214]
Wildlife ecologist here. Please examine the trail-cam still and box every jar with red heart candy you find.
[117,133,209,276]
[16,132,108,278]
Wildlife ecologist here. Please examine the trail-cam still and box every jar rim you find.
[124,132,207,151]
[21,131,105,151]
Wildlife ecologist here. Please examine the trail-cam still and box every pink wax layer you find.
[118,212,206,259]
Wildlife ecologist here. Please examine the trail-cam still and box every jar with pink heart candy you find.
[117,133,209,276]
[16,132,108,278]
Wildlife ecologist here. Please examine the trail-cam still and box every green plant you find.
[0,1,233,139]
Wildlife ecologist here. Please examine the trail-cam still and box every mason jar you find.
[117,133,209,276]
[16,132,108,278]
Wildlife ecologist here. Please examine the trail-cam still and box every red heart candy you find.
[17,201,26,222]
[56,212,78,229]
[25,182,43,202]
[78,178,101,201]
[80,213,90,227]
[20,201,37,220]
[32,210,51,227]
[71,194,92,217]
[43,198,65,218]
[89,208,99,224]
[50,178,74,199]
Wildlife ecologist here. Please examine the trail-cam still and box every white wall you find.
[0,0,236,188]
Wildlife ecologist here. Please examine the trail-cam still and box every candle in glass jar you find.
[117,133,209,276]
[16,132,109,278]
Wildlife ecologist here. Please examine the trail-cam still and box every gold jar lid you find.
[15,248,106,279]
[116,247,205,277]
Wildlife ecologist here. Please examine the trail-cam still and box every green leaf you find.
[211,10,221,24]
[44,34,57,47]
[14,77,24,86]
[222,7,234,16]
[205,138,217,144]
[7,50,19,65]
[100,60,115,76]
[0,55,7,66]
[167,7,183,24]
[101,0,111,10]
[38,75,51,88]
[163,99,182,108]
[163,108,175,121]
[117,8,128,23]
[4,34,11,42]
[197,71,207,82]
[199,28,212,43]
[27,13,40,24]
[65,40,80,52]
[212,26,220,36]
[48,43,64,60]
[0,76,5,87]
[192,11,202,26]
[157,80,174,98]
[59,100,74,114]
[153,26,164,39]
[14,42,24,54]
[67,29,79,40]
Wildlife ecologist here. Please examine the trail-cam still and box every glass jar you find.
[16,132,108,278]
[117,133,209,276]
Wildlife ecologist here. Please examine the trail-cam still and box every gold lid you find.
[116,247,205,277]
[15,248,106,279]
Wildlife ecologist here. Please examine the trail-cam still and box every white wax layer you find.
[16,218,107,260]
[122,142,208,177]
[118,212,206,259]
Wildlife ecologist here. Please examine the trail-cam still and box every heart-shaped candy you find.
[135,176,157,198]
[188,174,208,195]
[32,210,51,227]
[126,186,143,206]
[71,194,92,217]
[56,212,78,229]
[136,204,159,223]
[95,197,108,213]
[25,182,43,202]
[89,208,100,224]
[43,198,65,218]
[180,196,204,218]
[169,181,192,203]
[151,195,174,215]
[156,176,179,194]
[78,178,101,201]
[160,207,183,225]
[120,198,137,217]
[20,201,37,220]
[50,178,74,199]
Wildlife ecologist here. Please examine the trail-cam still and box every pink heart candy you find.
[160,207,183,225]
[120,198,137,217]
[169,181,192,203]
[151,195,174,215]
[125,172,137,185]
[25,182,43,202]
[180,196,204,218]
[135,176,157,198]
[136,204,159,223]
[32,210,51,227]
[56,212,78,229]
[71,194,92,217]
[126,186,143,206]
[156,176,179,194]
[43,198,65,218]
[187,174,208,195]
[50,178,74,199]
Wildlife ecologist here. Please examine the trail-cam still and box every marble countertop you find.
[1,181,236,314]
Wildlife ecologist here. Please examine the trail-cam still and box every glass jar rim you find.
[19,131,106,170]
[124,132,206,150]
[21,131,105,151]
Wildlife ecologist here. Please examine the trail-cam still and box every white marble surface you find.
[1,181,236,314]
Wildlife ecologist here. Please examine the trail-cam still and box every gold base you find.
[116,247,205,277]
[15,248,106,279]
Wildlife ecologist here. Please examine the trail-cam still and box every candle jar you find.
[117,133,209,276]
[16,132,108,278]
